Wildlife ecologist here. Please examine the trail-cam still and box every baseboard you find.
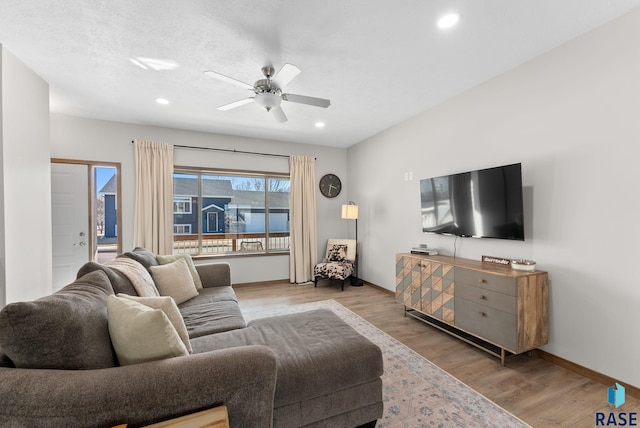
[534,349,640,399]
[233,278,290,288]
[363,281,395,296]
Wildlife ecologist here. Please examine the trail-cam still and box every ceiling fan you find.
[204,63,330,123]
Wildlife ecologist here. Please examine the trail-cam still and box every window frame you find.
[173,166,291,258]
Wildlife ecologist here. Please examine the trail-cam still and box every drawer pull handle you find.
[480,312,487,317]
[478,279,486,284]
[480,295,487,300]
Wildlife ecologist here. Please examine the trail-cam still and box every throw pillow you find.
[149,258,199,305]
[107,295,189,366]
[328,244,348,262]
[0,270,117,369]
[117,294,192,354]
[156,254,203,290]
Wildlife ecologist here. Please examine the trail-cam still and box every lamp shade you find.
[254,92,281,111]
[341,204,358,220]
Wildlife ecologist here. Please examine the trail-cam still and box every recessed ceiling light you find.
[437,13,459,29]
[155,98,170,105]
[315,122,325,128]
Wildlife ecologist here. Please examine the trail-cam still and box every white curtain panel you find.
[289,156,318,283]
[133,140,174,255]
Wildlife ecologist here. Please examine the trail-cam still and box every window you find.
[173,197,192,214]
[174,224,191,234]
[172,170,290,256]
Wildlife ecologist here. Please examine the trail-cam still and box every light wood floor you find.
[235,280,639,428]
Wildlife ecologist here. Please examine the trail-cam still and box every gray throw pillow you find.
[118,247,159,270]
[0,270,117,369]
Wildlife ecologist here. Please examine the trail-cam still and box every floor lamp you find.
[342,202,364,286]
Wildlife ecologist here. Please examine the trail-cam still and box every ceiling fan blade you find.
[204,70,254,90]
[271,105,288,123]
[282,93,331,108]
[272,63,301,88]
[218,98,254,111]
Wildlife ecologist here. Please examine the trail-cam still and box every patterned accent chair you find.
[313,239,356,291]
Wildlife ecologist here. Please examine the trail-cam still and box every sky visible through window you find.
[96,167,115,191]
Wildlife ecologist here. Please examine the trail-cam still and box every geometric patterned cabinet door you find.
[419,259,455,323]
[395,255,422,310]
[396,255,455,323]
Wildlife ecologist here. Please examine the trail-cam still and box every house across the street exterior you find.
[172,176,290,236]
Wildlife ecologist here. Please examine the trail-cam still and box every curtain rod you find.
[130,140,294,159]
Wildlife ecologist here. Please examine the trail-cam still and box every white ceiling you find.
[2,1,640,148]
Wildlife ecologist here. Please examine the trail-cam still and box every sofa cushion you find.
[189,309,383,407]
[0,270,117,369]
[150,258,199,305]
[178,285,238,309]
[107,296,189,366]
[117,294,192,354]
[118,247,159,270]
[180,300,247,338]
[157,254,203,290]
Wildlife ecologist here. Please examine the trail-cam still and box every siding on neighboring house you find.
[101,176,291,239]
[98,175,117,238]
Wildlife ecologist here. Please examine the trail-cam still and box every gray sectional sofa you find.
[0,248,383,427]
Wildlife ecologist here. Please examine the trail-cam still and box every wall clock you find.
[319,173,342,198]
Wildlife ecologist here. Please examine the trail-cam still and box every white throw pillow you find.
[156,254,203,291]
[116,294,192,354]
[149,258,199,305]
[107,295,189,366]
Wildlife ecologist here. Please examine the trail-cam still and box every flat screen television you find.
[420,163,524,240]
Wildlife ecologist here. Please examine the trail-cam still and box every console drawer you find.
[454,297,517,351]
[455,267,516,296]
[455,282,517,314]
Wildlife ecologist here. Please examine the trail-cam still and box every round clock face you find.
[319,173,342,198]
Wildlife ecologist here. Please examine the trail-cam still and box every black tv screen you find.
[420,163,524,240]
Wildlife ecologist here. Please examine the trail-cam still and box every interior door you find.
[51,163,89,292]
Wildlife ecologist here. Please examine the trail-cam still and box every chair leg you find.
[314,276,318,287]
[341,279,345,291]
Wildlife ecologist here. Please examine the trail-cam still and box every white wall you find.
[50,114,349,284]
[347,9,640,388]
[0,45,52,305]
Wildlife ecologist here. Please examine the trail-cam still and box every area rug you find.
[244,299,530,428]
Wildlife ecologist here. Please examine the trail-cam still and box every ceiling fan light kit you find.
[253,92,281,111]
[205,63,330,123]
